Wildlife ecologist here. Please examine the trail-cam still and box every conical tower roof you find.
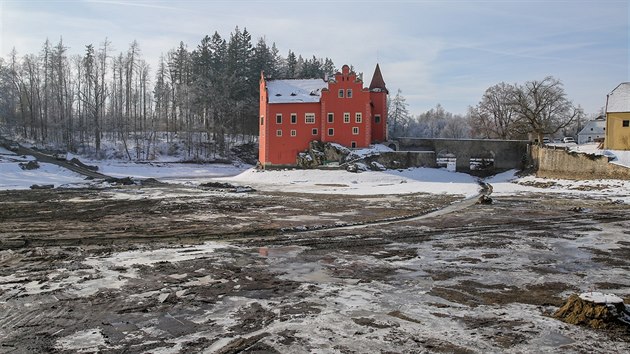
[369,63,387,93]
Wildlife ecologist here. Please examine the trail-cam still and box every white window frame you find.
[374,114,381,124]
[305,113,316,124]
[327,128,334,136]
[312,128,318,136]
[290,113,297,124]
[352,127,359,135]
[276,113,282,124]
[347,89,352,98]
[343,112,350,123]
[327,113,334,123]
[338,89,344,98]
[290,129,297,137]
[355,112,362,123]
[276,129,282,137]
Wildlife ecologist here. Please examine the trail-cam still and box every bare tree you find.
[388,89,410,138]
[511,76,582,142]
[468,82,523,139]
[440,116,469,139]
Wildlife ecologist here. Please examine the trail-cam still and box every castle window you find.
[276,130,282,137]
[312,128,318,135]
[276,114,282,124]
[351,141,357,148]
[352,127,359,135]
[623,120,630,127]
[291,129,297,137]
[355,113,362,123]
[374,114,381,124]
[260,116,264,125]
[347,89,352,98]
[327,113,334,123]
[291,113,297,124]
[338,89,344,98]
[328,128,334,136]
[344,112,350,123]
[305,113,315,124]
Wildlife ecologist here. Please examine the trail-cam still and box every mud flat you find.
[0,185,629,353]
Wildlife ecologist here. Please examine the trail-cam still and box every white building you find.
[577,116,606,144]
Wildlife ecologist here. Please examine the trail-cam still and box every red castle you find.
[259,64,388,167]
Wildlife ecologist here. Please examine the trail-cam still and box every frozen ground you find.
[0,148,629,353]
[0,188,629,353]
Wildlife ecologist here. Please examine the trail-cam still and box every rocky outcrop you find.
[296,141,350,169]
[19,161,40,170]
[554,293,629,329]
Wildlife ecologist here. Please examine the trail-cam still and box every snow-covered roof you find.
[606,82,630,113]
[267,79,328,104]
[578,119,606,136]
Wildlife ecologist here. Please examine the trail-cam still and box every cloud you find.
[1,0,627,116]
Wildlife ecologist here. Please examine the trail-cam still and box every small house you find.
[577,116,606,144]
[604,83,630,150]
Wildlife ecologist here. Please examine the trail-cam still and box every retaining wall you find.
[531,145,630,180]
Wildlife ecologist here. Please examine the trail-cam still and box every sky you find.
[0,0,628,116]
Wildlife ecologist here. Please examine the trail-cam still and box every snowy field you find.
[223,168,480,196]
[1,145,630,203]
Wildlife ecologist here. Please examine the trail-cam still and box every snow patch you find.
[579,292,624,304]
[225,167,479,197]
[55,328,106,352]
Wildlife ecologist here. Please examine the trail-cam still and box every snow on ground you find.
[0,161,87,190]
[569,143,630,168]
[93,160,248,180]
[223,167,480,196]
[2,142,629,201]
[487,169,630,203]
[0,146,17,156]
[345,143,393,160]
[579,292,624,304]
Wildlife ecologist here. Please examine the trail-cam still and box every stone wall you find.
[365,151,436,169]
[396,138,529,172]
[532,145,630,180]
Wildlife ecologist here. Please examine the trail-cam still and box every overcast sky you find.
[1,0,628,116]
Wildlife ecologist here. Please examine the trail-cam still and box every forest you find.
[0,27,336,160]
[0,25,587,162]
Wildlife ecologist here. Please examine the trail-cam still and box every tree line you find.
[0,27,336,160]
[388,77,585,142]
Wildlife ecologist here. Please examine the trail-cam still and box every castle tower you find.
[369,64,388,143]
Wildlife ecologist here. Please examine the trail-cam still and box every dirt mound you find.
[554,293,629,329]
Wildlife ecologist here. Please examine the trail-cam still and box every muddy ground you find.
[0,184,629,353]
